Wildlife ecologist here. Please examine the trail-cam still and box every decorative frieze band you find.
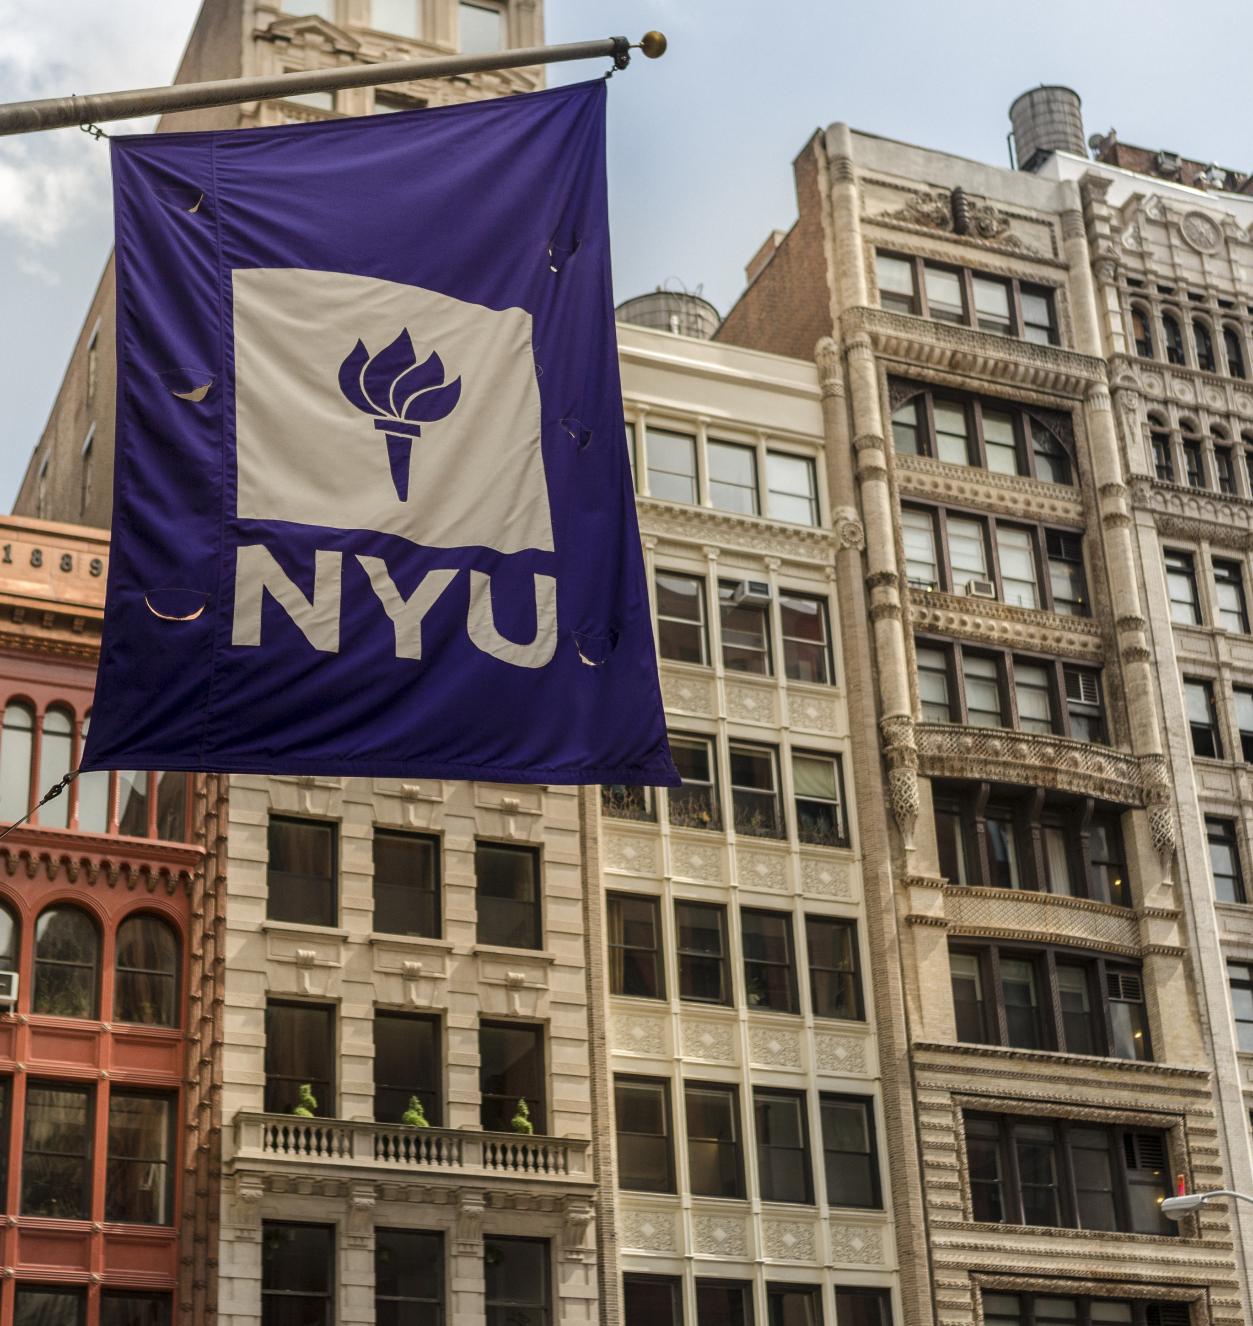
[908,589,1103,660]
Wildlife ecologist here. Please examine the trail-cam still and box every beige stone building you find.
[714,89,1253,1326]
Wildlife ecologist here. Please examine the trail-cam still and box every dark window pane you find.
[374,1012,441,1126]
[1014,1122,1062,1226]
[677,902,729,1004]
[1000,958,1044,1049]
[476,843,541,949]
[836,1288,892,1326]
[807,916,862,1020]
[106,1091,174,1224]
[480,1021,545,1133]
[730,743,782,838]
[373,830,440,937]
[1208,818,1245,904]
[656,571,708,665]
[623,1276,683,1325]
[114,914,179,1027]
[1165,551,1201,624]
[607,893,664,999]
[101,1293,171,1326]
[965,1117,1005,1221]
[155,772,187,841]
[686,1083,744,1199]
[1056,964,1097,1056]
[615,1077,674,1193]
[720,583,772,675]
[950,952,987,1043]
[669,736,721,830]
[376,1228,444,1326]
[767,1283,823,1326]
[821,1095,880,1208]
[697,1281,753,1326]
[1070,1127,1116,1230]
[781,594,832,684]
[33,906,99,1019]
[755,1090,812,1205]
[267,817,337,927]
[22,1084,91,1218]
[485,1237,550,1326]
[16,1288,85,1326]
[265,1001,335,1116]
[742,909,799,1013]
[263,1222,334,1326]
[794,753,846,846]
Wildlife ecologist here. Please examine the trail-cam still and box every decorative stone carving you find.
[562,1197,594,1261]
[456,1190,487,1253]
[681,1018,737,1063]
[762,1219,817,1261]
[880,714,919,846]
[346,1182,376,1248]
[637,499,836,561]
[815,337,843,398]
[737,848,789,893]
[1180,210,1222,253]
[603,832,659,876]
[612,1011,667,1057]
[726,681,777,724]
[908,589,1101,661]
[748,1025,803,1069]
[877,187,1040,254]
[829,1223,885,1265]
[814,1032,869,1076]
[944,884,1139,955]
[897,455,1084,527]
[834,509,866,550]
[661,670,716,716]
[790,691,840,733]
[692,1214,749,1257]
[620,1209,678,1253]
[671,839,722,882]
[801,856,855,900]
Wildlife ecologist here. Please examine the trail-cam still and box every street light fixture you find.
[1161,1188,1253,1220]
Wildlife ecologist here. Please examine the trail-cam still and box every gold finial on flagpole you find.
[640,32,668,59]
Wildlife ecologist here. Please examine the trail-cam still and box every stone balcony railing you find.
[232,1112,591,1182]
[914,722,1151,806]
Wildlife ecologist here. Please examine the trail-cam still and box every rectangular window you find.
[647,427,698,503]
[876,253,917,314]
[607,893,665,999]
[836,1289,891,1326]
[376,1229,444,1326]
[924,264,966,324]
[106,1091,174,1225]
[950,952,987,1042]
[265,1001,335,1117]
[1184,678,1222,758]
[793,751,847,846]
[806,916,863,1020]
[720,582,772,675]
[708,440,760,515]
[81,432,94,518]
[1208,817,1245,903]
[372,0,422,35]
[766,451,819,526]
[1236,686,1253,762]
[374,1011,441,1126]
[1013,661,1054,735]
[655,570,708,665]
[262,1222,334,1326]
[1214,560,1249,632]
[901,507,939,588]
[669,735,721,830]
[963,653,1004,727]
[485,1237,550,1326]
[768,1284,824,1326]
[22,1082,91,1218]
[623,1277,683,1325]
[1107,966,1151,1061]
[916,645,953,722]
[1216,446,1237,494]
[1165,550,1202,624]
[1031,420,1071,484]
[973,276,1013,336]
[891,397,923,454]
[1230,962,1253,1051]
[460,0,505,54]
[1046,531,1087,615]
[17,1289,86,1326]
[1000,956,1045,1048]
[986,816,1020,887]
[685,1081,745,1198]
[100,1293,170,1326]
[0,1078,6,1213]
[754,1088,813,1204]
[1183,440,1205,488]
[1020,285,1058,345]
[742,908,800,1013]
[933,399,972,465]
[1089,812,1129,907]
[697,1281,754,1326]
[996,526,1039,608]
[948,515,989,589]
[601,781,655,822]
[475,842,541,949]
[780,592,833,684]
[729,743,783,838]
[981,408,1021,475]
[676,901,730,1004]
[267,815,337,927]
[936,808,969,884]
[1055,962,1097,1054]
[373,829,440,938]
[1064,667,1104,742]
[821,1094,880,1208]
[614,1076,675,1193]
[480,1021,545,1134]
[1153,433,1175,482]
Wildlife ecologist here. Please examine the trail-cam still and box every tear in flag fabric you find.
[84,80,678,785]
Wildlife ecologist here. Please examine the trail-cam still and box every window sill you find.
[261,919,348,939]
[368,932,453,950]
[914,1038,1204,1078]
[472,943,556,964]
[961,1218,1179,1244]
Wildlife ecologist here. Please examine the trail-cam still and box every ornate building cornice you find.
[1129,478,1253,550]
[895,454,1086,527]
[908,589,1103,660]
[637,498,836,563]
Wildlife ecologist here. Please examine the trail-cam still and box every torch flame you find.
[338,328,462,426]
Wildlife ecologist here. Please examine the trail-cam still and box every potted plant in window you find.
[291,1083,318,1118]
[401,1095,429,1128]
[510,1098,534,1135]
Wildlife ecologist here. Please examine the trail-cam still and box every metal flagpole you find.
[0,31,668,138]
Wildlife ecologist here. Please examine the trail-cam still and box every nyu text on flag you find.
[83,80,677,785]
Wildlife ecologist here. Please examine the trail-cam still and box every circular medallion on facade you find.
[1172,377,1196,403]
[1204,386,1225,408]
[1180,210,1221,253]
[1235,393,1253,416]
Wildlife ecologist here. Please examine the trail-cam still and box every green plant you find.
[510,1097,534,1136]
[401,1095,429,1128]
[292,1084,318,1118]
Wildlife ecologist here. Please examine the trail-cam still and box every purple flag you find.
[84,80,677,785]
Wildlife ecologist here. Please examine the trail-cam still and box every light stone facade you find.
[601,324,907,1322]
[716,122,1251,1326]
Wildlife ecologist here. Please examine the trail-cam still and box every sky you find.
[3,0,1253,508]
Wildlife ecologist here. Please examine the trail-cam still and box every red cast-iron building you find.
[0,515,223,1326]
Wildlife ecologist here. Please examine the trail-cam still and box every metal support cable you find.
[0,32,667,138]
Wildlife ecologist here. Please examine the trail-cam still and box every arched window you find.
[1194,320,1217,373]
[1212,426,1237,494]
[1148,412,1173,482]
[1162,312,1186,366]
[0,701,34,825]
[39,707,74,830]
[1224,325,1247,379]
[1130,305,1154,358]
[0,901,16,974]
[1180,419,1205,488]
[76,713,109,834]
[33,906,99,1018]
[114,914,179,1026]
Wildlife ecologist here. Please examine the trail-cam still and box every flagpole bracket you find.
[611,37,631,71]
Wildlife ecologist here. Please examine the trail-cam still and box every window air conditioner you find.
[0,970,18,1006]
[964,578,997,599]
[732,579,773,609]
